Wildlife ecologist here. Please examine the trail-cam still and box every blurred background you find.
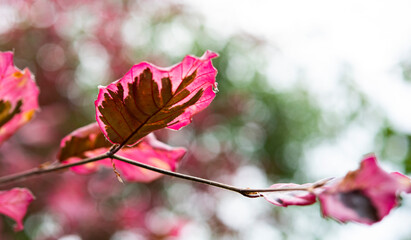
[1,0,411,239]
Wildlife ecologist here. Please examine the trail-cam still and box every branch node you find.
[239,190,263,198]
[107,144,119,158]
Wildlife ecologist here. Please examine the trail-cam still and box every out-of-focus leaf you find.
[102,135,186,182]
[95,50,218,146]
[263,156,411,225]
[391,172,411,193]
[46,176,100,228]
[262,183,317,207]
[0,188,35,231]
[58,123,186,182]
[318,154,403,225]
[0,51,39,145]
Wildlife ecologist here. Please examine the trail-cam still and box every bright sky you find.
[181,1,411,239]
[185,0,411,133]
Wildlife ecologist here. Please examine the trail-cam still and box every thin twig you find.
[111,154,331,198]
[112,154,242,193]
[0,152,331,198]
[0,153,108,186]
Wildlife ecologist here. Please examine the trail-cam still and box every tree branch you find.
[112,154,330,198]
[0,152,330,198]
[0,154,108,186]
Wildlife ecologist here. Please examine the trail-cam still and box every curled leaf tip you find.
[201,50,219,60]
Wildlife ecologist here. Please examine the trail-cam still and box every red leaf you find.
[318,154,403,225]
[95,50,218,146]
[0,51,39,145]
[58,123,186,182]
[262,183,317,207]
[0,188,35,231]
[103,135,186,182]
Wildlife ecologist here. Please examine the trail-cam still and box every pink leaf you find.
[59,123,186,182]
[262,183,317,207]
[95,50,218,146]
[103,134,186,182]
[391,172,411,193]
[0,51,39,145]
[318,154,403,225]
[58,121,112,155]
[0,188,35,231]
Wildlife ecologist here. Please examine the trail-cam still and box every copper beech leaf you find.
[262,183,317,207]
[318,154,404,225]
[95,50,218,146]
[0,188,35,231]
[58,122,112,161]
[263,155,411,225]
[58,123,186,182]
[0,51,39,145]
